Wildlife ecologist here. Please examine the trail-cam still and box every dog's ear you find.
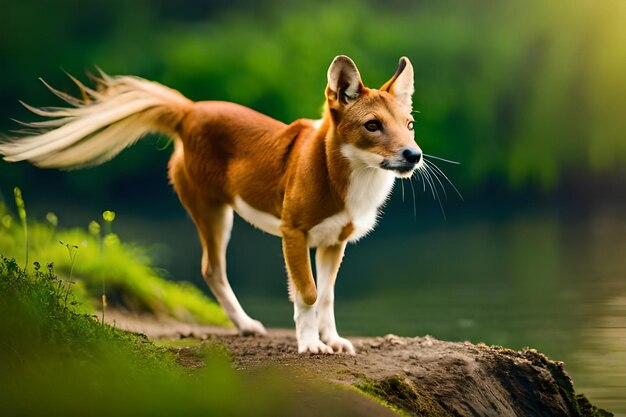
[326,55,363,106]
[380,56,414,109]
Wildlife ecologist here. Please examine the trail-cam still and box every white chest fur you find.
[307,165,395,247]
[233,143,395,247]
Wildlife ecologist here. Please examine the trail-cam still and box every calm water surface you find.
[32,193,626,415]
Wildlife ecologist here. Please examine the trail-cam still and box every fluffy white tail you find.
[0,71,192,169]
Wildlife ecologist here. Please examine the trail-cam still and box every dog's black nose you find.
[401,148,422,164]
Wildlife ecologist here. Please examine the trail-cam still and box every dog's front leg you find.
[316,243,355,354]
[281,227,333,354]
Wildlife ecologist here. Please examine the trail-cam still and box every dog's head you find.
[326,55,421,178]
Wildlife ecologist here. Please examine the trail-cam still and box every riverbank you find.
[106,309,612,417]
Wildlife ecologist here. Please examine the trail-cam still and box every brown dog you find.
[0,56,422,354]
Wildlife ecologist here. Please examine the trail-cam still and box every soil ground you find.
[105,309,612,417]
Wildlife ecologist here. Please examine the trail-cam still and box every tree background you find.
[2,0,625,204]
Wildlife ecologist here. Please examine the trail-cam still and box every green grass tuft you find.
[355,376,448,417]
[0,201,230,326]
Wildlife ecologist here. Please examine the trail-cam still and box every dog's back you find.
[172,101,320,219]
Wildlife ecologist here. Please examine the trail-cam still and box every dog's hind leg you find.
[195,203,266,335]
[170,152,266,336]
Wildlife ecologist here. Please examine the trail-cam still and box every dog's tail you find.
[0,71,193,169]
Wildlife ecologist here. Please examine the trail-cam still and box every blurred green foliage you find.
[0,201,231,325]
[1,0,625,195]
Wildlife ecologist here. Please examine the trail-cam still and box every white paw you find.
[238,318,267,336]
[298,339,334,354]
[325,337,356,355]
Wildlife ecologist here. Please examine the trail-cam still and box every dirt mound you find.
[202,332,611,417]
[105,311,611,416]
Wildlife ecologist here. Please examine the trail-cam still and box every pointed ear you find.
[326,55,363,106]
[380,56,414,109]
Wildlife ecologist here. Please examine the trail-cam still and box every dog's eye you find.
[364,120,381,132]
[407,121,414,131]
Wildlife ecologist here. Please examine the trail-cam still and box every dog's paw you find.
[238,318,267,336]
[298,339,334,354]
[325,337,356,355]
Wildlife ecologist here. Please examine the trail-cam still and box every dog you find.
[0,55,422,354]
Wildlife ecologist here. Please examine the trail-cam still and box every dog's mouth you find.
[380,159,416,176]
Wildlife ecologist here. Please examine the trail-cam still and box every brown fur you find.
[171,85,414,305]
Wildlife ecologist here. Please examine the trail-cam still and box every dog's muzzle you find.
[380,147,422,174]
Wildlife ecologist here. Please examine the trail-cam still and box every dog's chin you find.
[393,169,416,179]
[380,160,416,178]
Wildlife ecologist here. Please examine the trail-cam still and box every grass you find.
[0,198,230,326]
[355,376,447,417]
[0,255,174,369]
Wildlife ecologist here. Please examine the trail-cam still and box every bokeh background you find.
[1,0,625,413]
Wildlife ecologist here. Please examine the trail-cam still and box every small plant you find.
[100,210,117,324]
[13,187,28,272]
[2,256,19,276]
[102,210,115,231]
[88,220,101,238]
[101,210,120,248]
[88,219,106,323]
[59,241,79,309]
[1,212,11,229]
[46,212,58,228]
[59,241,79,281]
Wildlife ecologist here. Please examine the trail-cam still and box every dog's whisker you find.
[423,153,460,165]
[408,176,417,218]
[414,167,424,193]
[428,172,447,221]
[420,165,447,220]
[421,167,435,200]
[425,163,448,201]
[424,159,464,202]
[419,166,436,200]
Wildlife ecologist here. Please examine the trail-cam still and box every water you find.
[28,191,626,415]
